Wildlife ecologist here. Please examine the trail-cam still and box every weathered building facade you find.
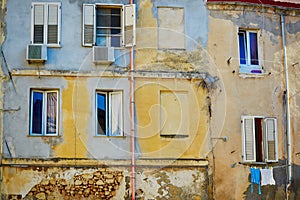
[207,0,300,199]
[1,0,210,199]
[1,0,300,199]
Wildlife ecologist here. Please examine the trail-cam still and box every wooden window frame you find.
[96,90,123,137]
[238,29,261,74]
[241,116,278,163]
[82,3,136,47]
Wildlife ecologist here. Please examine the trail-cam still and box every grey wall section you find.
[3,77,67,158]
[3,0,130,71]
[85,78,132,159]
[148,0,208,49]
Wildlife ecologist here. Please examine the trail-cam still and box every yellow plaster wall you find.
[135,78,209,159]
[54,77,89,158]
[135,0,158,69]
[207,9,289,199]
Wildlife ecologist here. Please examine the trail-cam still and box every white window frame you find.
[96,91,123,136]
[30,89,59,136]
[82,3,136,47]
[31,2,61,47]
[238,29,261,74]
[241,116,278,163]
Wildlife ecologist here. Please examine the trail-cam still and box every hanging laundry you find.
[250,167,261,194]
[261,168,276,186]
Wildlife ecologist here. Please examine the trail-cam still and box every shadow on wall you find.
[244,160,300,200]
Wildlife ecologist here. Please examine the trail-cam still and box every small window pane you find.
[238,32,246,65]
[249,32,259,65]
[32,91,44,134]
[97,93,107,135]
[111,36,120,47]
[46,92,57,134]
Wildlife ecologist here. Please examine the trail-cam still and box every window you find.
[30,90,59,136]
[96,91,123,136]
[238,30,261,74]
[241,116,278,163]
[31,2,61,46]
[160,91,188,137]
[83,4,136,47]
[158,7,185,49]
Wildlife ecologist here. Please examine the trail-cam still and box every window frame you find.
[241,116,278,163]
[82,3,136,47]
[95,5,122,47]
[30,2,61,47]
[29,89,59,136]
[238,29,261,74]
[95,90,123,137]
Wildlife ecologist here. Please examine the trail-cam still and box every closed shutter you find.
[33,4,44,44]
[109,92,123,136]
[83,4,95,46]
[47,4,60,44]
[264,118,278,162]
[122,4,136,47]
[242,116,256,162]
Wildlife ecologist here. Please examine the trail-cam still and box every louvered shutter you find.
[33,4,44,44]
[47,4,60,44]
[264,118,278,162]
[83,4,95,46]
[122,4,136,47]
[242,116,256,162]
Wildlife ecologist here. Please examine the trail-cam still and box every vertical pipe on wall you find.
[129,0,135,200]
[281,14,292,199]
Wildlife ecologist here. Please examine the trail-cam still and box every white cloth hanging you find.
[260,168,276,186]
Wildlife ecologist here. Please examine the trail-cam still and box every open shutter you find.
[242,116,256,162]
[109,92,123,136]
[264,118,278,162]
[33,4,45,44]
[122,4,136,47]
[47,3,61,45]
[83,4,95,46]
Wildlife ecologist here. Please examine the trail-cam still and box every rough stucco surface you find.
[2,165,208,200]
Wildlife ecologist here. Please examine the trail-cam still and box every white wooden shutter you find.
[122,4,136,47]
[83,4,95,46]
[109,92,123,136]
[32,4,45,44]
[264,118,278,162]
[47,3,61,45]
[242,116,256,162]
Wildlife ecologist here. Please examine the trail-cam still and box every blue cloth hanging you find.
[250,167,261,194]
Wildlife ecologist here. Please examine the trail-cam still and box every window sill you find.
[239,72,267,78]
[239,161,278,165]
[239,63,271,78]
[47,44,61,48]
[94,135,126,139]
[28,134,59,137]
[160,134,189,139]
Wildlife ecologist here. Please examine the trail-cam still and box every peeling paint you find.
[54,78,89,158]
